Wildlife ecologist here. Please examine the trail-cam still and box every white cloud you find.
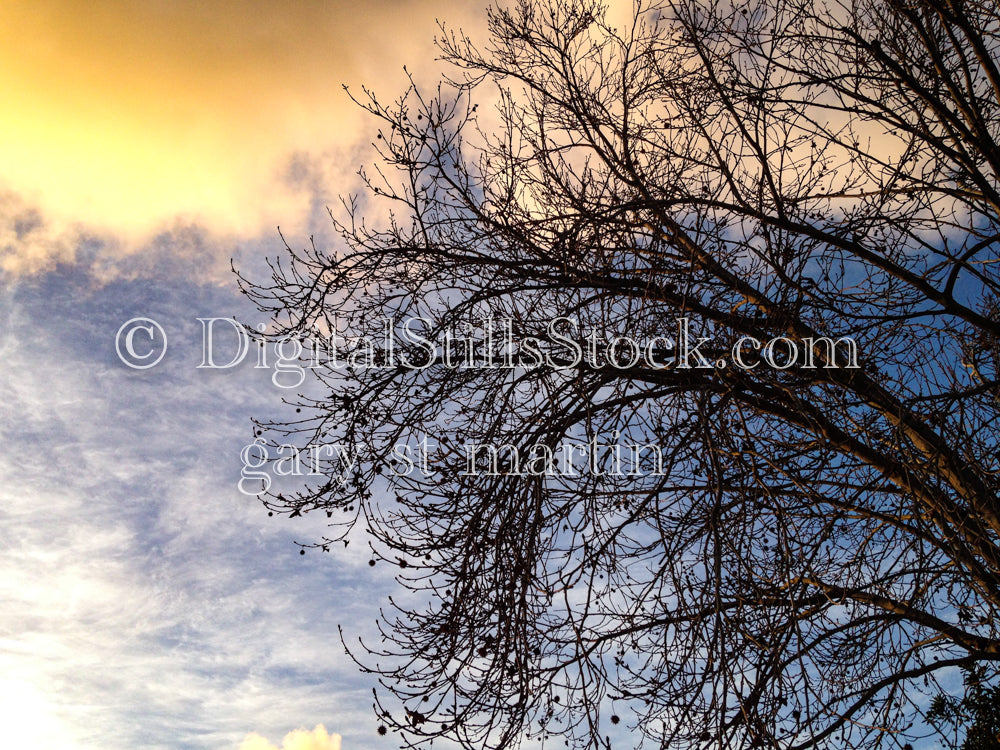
[0,271,384,748]
[239,725,342,750]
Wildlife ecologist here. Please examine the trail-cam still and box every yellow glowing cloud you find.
[0,0,464,269]
[239,724,342,750]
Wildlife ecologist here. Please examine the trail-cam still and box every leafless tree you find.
[240,0,1000,747]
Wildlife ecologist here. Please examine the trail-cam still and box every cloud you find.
[0,268,386,748]
[0,0,485,275]
[0,190,82,276]
[239,725,342,750]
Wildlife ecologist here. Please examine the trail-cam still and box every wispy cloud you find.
[0,2,492,748]
[0,266,385,748]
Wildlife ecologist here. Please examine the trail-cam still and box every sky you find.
[0,1,977,748]
[0,1,483,748]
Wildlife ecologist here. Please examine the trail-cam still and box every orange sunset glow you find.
[0,0,463,264]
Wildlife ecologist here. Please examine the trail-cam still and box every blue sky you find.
[0,2,971,749]
[0,2,490,748]
[0,248,399,748]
